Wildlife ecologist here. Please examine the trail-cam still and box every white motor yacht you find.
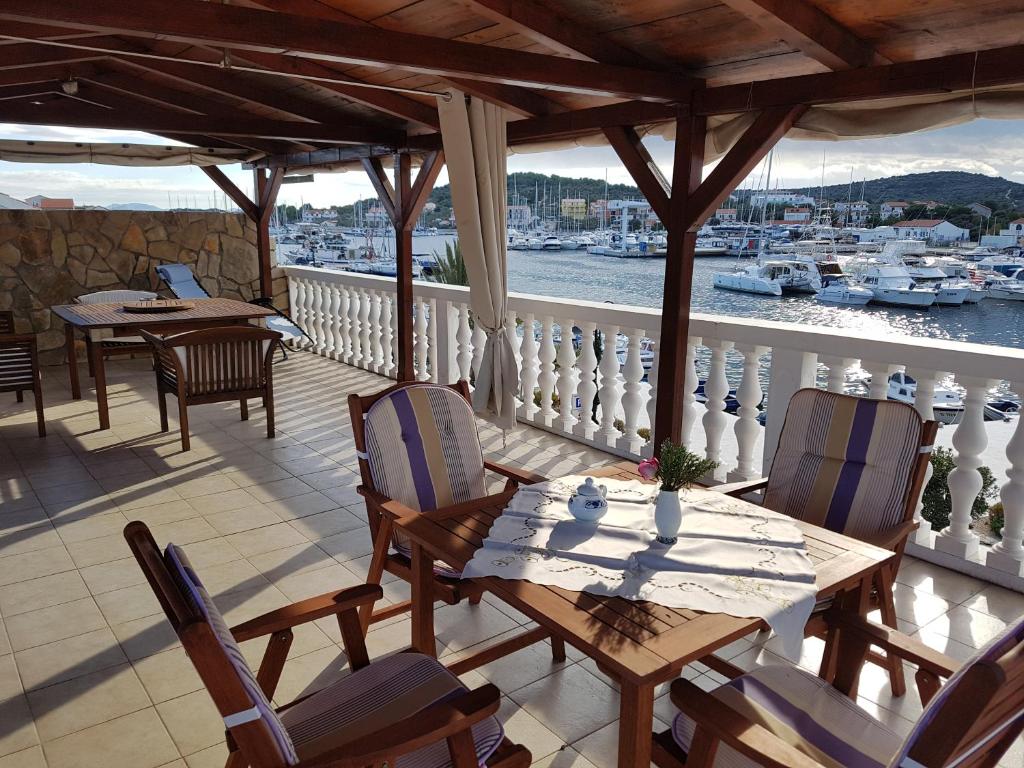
[815,273,873,305]
[904,263,970,305]
[526,236,544,249]
[695,236,729,256]
[854,264,936,308]
[713,260,820,296]
[987,270,1024,301]
[542,235,562,250]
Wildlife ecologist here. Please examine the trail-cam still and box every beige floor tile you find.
[64,533,132,569]
[273,563,363,602]
[183,741,228,768]
[220,465,293,488]
[321,484,362,507]
[286,508,363,540]
[175,538,243,570]
[79,557,146,595]
[27,663,152,742]
[110,613,181,661]
[245,477,314,504]
[156,690,224,757]
[466,636,575,695]
[204,504,282,536]
[918,604,1008,649]
[126,501,202,528]
[27,467,94,491]
[531,746,598,768]
[961,583,1024,622]
[498,696,566,761]
[269,644,350,704]
[52,511,130,546]
[226,522,308,557]
[164,475,239,500]
[0,694,39,758]
[94,583,163,626]
[317,526,374,563]
[247,541,336,581]
[0,653,22,700]
[15,628,127,691]
[0,521,62,558]
[895,559,986,603]
[33,481,105,508]
[0,545,76,587]
[0,745,46,768]
[132,648,203,705]
[262,491,341,521]
[42,708,179,768]
[509,665,621,746]
[5,597,106,652]
[275,455,340,477]
[190,559,265,598]
[0,570,89,618]
[0,623,9,657]
[147,517,220,548]
[186,488,258,516]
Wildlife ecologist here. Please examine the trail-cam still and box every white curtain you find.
[437,90,517,429]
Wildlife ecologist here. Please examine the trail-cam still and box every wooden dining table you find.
[52,298,275,430]
[395,462,898,768]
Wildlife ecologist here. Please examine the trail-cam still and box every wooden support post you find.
[653,106,705,450]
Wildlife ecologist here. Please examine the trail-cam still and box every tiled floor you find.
[1,353,1021,768]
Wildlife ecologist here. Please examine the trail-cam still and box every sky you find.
[1,117,1022,209]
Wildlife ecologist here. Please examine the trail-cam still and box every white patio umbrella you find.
[437,90,518,429]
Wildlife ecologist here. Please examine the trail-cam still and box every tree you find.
[921,447,998,531]
[432,240,468,286]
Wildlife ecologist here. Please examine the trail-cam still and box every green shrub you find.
[921,447,998,531]
[432,240,468,286]
[989,502,1005,538]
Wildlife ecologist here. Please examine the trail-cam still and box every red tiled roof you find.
[893,219,944,227]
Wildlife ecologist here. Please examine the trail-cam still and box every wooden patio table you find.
[52,298,274,430]
[395,461,898,768]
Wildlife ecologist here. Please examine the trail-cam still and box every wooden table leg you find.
[66,323,81,400]
[410,542,436,657]
[618,680,655,768]
[90,336,110,430]
[830,574,873,699]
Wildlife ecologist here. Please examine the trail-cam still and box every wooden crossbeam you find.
[602,126,670,223]
[0,61,96,86]
[0,40,101,70]
[258,167,284,219]
[201,166,259,221]
[400,151,445,230]
[361,157,398,226]
[719,0,887,70]
[0,0,689,101]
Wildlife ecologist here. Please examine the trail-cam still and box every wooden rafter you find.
[0,0,689,101]
[401,150,444,230]
[602,126,670,223]
[719,0,887,70]
[0,40,101,70]
[201,166,259,221]
[361,157,398,225]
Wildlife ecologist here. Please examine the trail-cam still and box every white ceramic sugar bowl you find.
[567,477,609,522]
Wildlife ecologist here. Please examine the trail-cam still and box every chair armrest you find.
[484,460,546,486]
[0,333,37,346]
[357,486,422,521]
[231,584,383,642]
[823,610,959,679]
[302,683,501,768]
[860,520,918,551]
[359,485,515,523]
[669,678,827,768]
[711,478,768,498]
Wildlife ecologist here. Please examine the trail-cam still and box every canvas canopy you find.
[0,140,256,167]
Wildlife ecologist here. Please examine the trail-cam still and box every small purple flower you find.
[637,458,659,481]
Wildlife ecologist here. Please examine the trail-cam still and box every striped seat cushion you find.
[280,652,504,768]
[164,544,300,766]
[672,665,902,768]
[764,390,924,539]
[364,385,487,576]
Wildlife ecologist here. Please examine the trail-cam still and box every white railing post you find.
[731,344,768,481]
[456,303,472,382]
[348,286,362,366]
[338,286,352,363]
[358,289,371,370]
[380,292,394,377]
[389,293,399,379]
[313,281,328,355]
[287,276,300,347]
[471,318,487,382]
[574,321,599,442]
[864,361,899,401]
[681,337,702,452]
[433,299,455,384]
[519,312,539,419]
[414,297,429,381]
[427,297,439,383]
[327,284,343,360]
[303,278,319,351]
[763,347,817,471]
[906,368,942,545]
[702,339,734,477]
[368,290,382,371]
[556,319,579,433]
[989,381,1024,577]
[506,309,521,401]
[596,323,622,445]
[935,376,993,560]
[537,315,557,426]
[617,327,646,456]
[641,333,659,458]
[820,355,855,393]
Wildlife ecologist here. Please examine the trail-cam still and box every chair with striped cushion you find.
[74,290,159,374]
[0,310,45,437]
[348,381,565,670]
[716,389,938,696]
[654,609,1024,768]
[124,521,531,768]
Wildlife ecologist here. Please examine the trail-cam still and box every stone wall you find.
[0,209,287,364]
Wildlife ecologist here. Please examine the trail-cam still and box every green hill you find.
[815,171,1024,209]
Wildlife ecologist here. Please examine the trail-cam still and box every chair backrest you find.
[156,263,211,299]
[764,389,937,540]
[0,310,13,334]
[350,381,487,516]
[75,290,158,304]
[0,333,37,394]
[143,326,280,398]
[124,522,299,768]
[889,613,1024,767]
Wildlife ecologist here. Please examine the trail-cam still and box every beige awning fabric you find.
[0,140,256,166]
[437,91,518,430]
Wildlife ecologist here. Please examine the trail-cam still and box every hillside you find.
[814,171,1024,209]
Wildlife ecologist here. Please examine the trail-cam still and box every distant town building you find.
[834,200,870,225]
[849,226,897,243]
[750,191,815,207]
[969,202,993,218]
[589,199,608,218]
[0,192,31,210]
[998,217,1024,244]
[892,219,970,243]
[607,199,652,225]
[715,207,738,223]
[507,204,532,229]
[364,205,390,227]
[559,198,587,221]
[301,207,336,222]
[25,195,75,209]
[880,201,909,219]
[782,206,812,224]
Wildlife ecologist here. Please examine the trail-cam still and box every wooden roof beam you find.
[0,0,689,101]
[0,41,102,70]
[719,0,887,70]
[603,126,670,223]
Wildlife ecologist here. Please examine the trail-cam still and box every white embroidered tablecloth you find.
[461,476,818,658]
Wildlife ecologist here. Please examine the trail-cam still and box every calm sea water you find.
[414,235,1024,351]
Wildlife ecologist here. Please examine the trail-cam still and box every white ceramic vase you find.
[654,489,682,544]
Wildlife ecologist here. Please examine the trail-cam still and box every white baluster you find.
[380,293,394,377]
[427,298,439,383]
[328,284,343,361]
[456,303,472,382]
[519,313,539,419]
[414,298,430,381]
[617,327,645,455]
[537,316,557,426]
[314,281,328,355]
[702,340,734,476]
[339,286,352,364]
[506,309,521,388]
[820,355,855,393]
[681,337,702,451]
[287,277,300,347]
[595,323,622,445]
[641,334,659,458]
[348,286,362,366]
[907,368,941,545]
[989,381,1024,576]
[303,278,318,351]
[555,319,579,433]
[935,376,992,560]
[573,321,599,441]
[368,290,382,371]
[390,292,399,378]
[471,317,487,382]
[358,289,371,370]
[731,344,767,481]
[864,360,898,400]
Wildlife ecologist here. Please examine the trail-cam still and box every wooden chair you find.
[141,325,280,452]
[654,608,1024,768]
[74,289,158,374]
[0,310,45,437]
[348,380,566,671]
[123,521,532,768]
[714,388,938,696]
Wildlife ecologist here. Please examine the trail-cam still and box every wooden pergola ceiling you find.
[0,0,1022,166]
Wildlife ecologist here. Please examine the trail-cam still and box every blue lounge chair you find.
[154,264,312,355]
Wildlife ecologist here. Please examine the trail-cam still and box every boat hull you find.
[713,273,782,296]
[868,288,936,308]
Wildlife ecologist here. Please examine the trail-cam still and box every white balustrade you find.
[283,266,1024,592]
[471,318,487,382]
[907,368,941,545]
